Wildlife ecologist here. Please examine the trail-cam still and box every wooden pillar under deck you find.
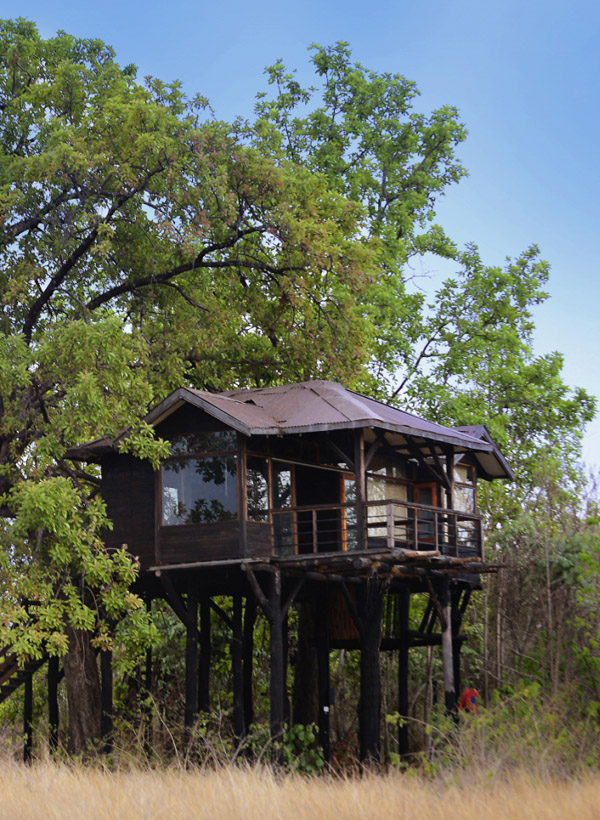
[397,588,410,758]
[100,646,113,754]
[316,590,331,765]
[198,599,211,713]
[439,578,456,713]
[48,655,60,754]
[231,595,245,744]
[268,571,285,762]
[359,578,384,763]
[354,429,367,550]
[242,597,257,734]
[184,581,199,733]
[23,668,33,763]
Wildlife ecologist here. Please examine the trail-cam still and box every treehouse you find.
[70,380,512,571]
[5,381,513,764]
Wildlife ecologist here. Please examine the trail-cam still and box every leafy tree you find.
[0,22,595,754]
[246,44,594,479]
[0,20,375,751]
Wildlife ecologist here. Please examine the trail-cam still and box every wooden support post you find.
[185,580,199,734]
[143,645,153,756]
[282,612,291,726]
[451,588,465,706]
[48,655,59,754]
[268,570,285,763]
[198,599,211,713]
[231,595,245,745]
[243,597,257,734]
[354,429,366,550]
[359,578,384,763]
[316,590,331,766]
[445,448,456,555]
[397,588,410,758]
[100,646,113,754]
[23,668,33,764]
[439,578,456,714]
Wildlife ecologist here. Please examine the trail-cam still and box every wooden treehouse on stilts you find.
[3,381,514,763]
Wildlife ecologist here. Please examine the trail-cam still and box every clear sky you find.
[7,0,600,467]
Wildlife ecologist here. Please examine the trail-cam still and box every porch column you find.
[354,429,367,550]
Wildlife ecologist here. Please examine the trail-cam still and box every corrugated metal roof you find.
[67,381,514,479]
[172,381,493,451]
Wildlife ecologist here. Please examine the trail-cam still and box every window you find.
[161,433,238,526]
[247,456,269,522]
[453,463,476,514]
[366,457,409,540]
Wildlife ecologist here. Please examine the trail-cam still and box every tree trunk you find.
[62,626,101,755]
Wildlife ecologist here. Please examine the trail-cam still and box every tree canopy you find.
[0,20,595,751]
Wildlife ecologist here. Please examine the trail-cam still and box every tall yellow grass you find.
[1,763,599,820]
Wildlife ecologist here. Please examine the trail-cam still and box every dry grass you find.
[1,763,600,820]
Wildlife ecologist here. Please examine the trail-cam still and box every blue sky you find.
[9,0,600,466]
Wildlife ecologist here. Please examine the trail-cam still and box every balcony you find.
[271,499,483,560]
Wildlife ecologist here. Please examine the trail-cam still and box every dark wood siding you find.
[245,522,273,558]
[159,522,242,564]
[101,454,155,570]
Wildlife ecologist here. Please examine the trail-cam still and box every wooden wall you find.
[101,453,155,569]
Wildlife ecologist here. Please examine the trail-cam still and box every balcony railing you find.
[271,499,483,560]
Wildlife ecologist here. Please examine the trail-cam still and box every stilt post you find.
[100,646,113,754]
[397,587,410,757]
[268,570,285,763]
[198,598,211,713]
[359,578,384,763]
[184,580,199,734]
[439,578,456,713]
[242,597,257,734]
[231,595,245,744]
[48,655,59,754]
[316,589,331,765]
[23,668,33,764]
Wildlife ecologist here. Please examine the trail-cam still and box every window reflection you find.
[161,456,237,525]
[247,456,269,522]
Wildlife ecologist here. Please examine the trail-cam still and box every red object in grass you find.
[459,688,480,713]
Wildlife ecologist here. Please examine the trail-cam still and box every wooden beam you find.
[358,578,384,763]
[324,438,355,472]
[242,565,271,620]
[427,444,451,492]
[210,599,234,631]
[23,668,33,764]
[231,595,245,744]
[439,578,456,714]
[354,429,366,550]
[268,570,285,763]
[397,588,410,758]
[282,577,304,620]
[243,597,257,734]
[337,579,363,635]
[48,655,59,754]
[198,599,211,713]
[184,580,199,732]
[316,591,331,766]
[100,646,113,754]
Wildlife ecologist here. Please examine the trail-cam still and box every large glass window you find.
[161,432,238,526]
